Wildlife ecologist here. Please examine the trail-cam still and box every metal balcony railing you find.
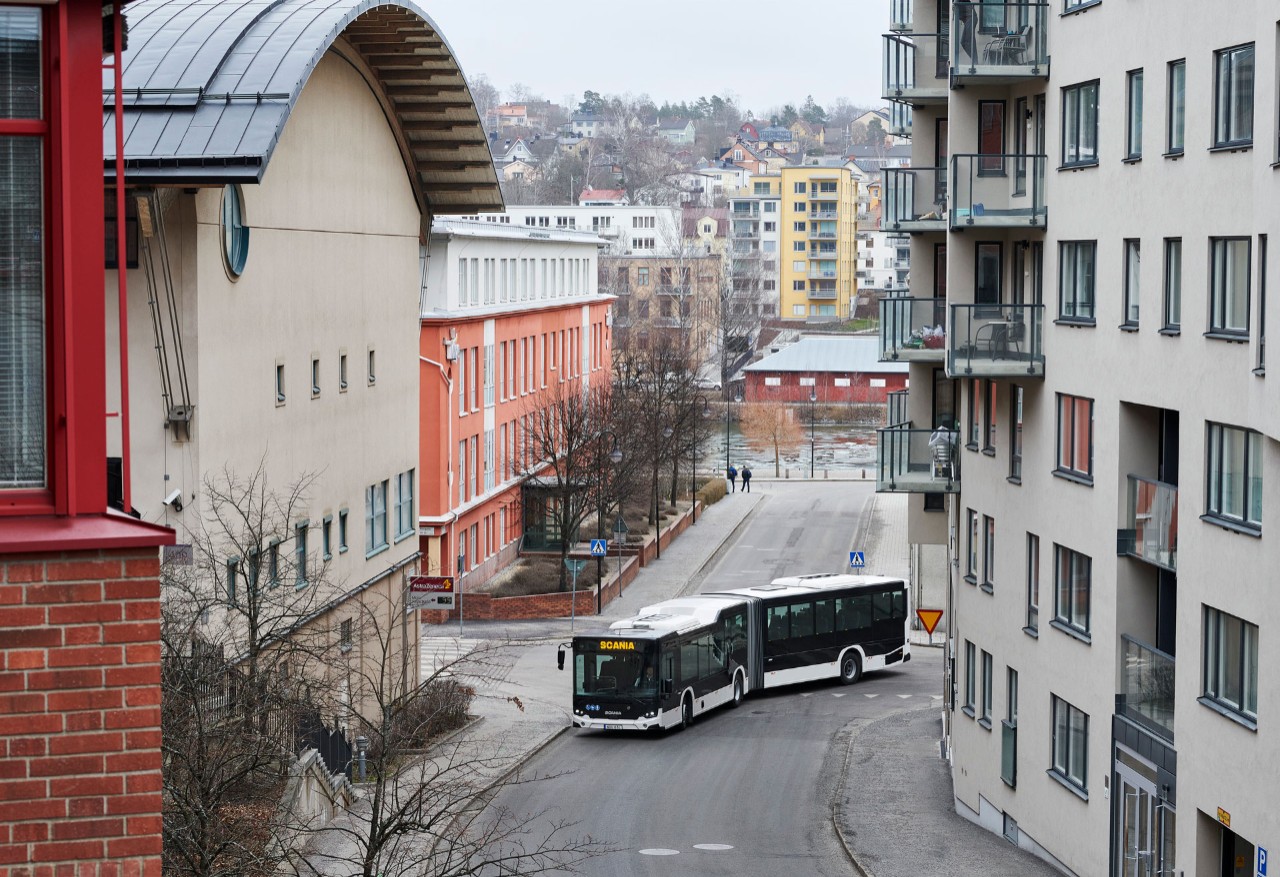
[889,99,913,138]
[809,209,840,220]
[809,267,838,279]
[887,389,909,427]
[951,2,1049,81]
[948,302,1044,378]
[882,32,949,104]
[880,297,947,361]
[1119,475,1178,571]
[884,166,946,231]
[950,154,1047,229]
[1118,635,1175,742]
[808,286,838,300]
[809,228,838,240]
[877,425,960,493]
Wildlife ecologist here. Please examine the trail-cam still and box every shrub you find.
[697,475,727,508]
[489,556,600,597]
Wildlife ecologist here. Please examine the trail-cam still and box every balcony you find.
[809,209,840,220]
[889,0,913,32]
[882,33,948,105]
[809,227,838,240]
[880,297,946,362]
[656,284,691,296]
[1118,476,1178,571]
[809,189,840,201]
[1118,635,1175,742]
[891,258,909,270]
[950,154,1047,229]
[883,167,946,232]
[808,286,838,300]
[948,303,1044,378]
[731,204,760,218]
[889,100,913,138]
[951,2,1049,86]
[887,389,909,426]
[877,425,960,493]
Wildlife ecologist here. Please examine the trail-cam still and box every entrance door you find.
[1116,772,1155,877]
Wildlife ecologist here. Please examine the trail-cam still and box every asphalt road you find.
[480,481,946,876]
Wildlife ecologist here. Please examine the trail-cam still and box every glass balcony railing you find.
[889,0,913,32]
[1118,635,1175,742]
[951,2,1049,81]
[884,167,947,232]
[809,228,837,240]
[880,297,946,362]
[887,389,909,427]
[809,209,840,220]
[948,302,1045,378]
[1119,475,1178,571]
[889,100,913,138]
[877,426,960,493]
[950,154,1046,229]
[1001,720,1017,786]
[882,33,949,104]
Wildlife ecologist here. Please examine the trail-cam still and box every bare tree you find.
[740,400,803,476]
[468,73,500,132]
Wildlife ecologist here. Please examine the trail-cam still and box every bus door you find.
[660,646,678,711]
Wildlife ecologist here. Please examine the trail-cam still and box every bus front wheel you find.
[681,695,694,730]
[730,675,744,708]
[839,653,862,685]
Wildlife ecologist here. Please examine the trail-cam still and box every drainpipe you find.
[421,354,455,575]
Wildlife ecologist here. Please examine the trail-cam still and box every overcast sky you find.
[428,1,887,116]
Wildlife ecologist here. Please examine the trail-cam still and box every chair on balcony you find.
[984,25,1030,65]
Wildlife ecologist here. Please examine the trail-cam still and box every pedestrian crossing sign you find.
[590,539,608,557]
[849,551,866,568]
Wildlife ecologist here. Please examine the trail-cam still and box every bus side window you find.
[815,599,834,635]
[873,591,893,622]
[768,605,789,642]
[836,598,851,632]
[852,595,872,630]
[790,600,814,638]
[680,639,700,684]
[891,590,907,620]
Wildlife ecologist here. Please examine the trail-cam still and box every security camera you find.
[163,489,183,512]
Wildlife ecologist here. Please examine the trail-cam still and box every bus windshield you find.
[573,638,658,698]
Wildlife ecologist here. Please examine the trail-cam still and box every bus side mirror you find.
[557,649,565,671]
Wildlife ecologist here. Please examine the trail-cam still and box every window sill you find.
[1023,625,1039,639]
[1054,317,1096,327]
[1119,323,1139,333]
[964,574,978,586]
[981,448,996,457]
[1046,769,1089,801]
[365,544,390,561]
[1121,156,1142,165]
[1060,0,1101,15]
[1204,331,1249,343]
[1053,469,1094,487]
[1254,367,1266,377]
[1007,475,1022,486]
[1199,513,1261,538]
[1197,696,1257,731]
[1057,161,1099,172]
[1158,327,1181,336]
[339,545,349,554]
[322,552,332,562]
[962,705,976,719]
[1209,142,1252,154]
[1049,618,1092,644]
[393,530,414,546]
[340,644,352,654]
[1164,150,1184,160]
[980,582,994,595]
[966,443,980,453]
[978,717,993,731]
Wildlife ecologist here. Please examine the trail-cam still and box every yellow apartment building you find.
[777,163,858,321]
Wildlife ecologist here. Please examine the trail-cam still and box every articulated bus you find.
[558,574,911,731]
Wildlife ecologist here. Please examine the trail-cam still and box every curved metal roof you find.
[103,0,502,216]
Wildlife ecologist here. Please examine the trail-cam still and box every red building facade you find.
[742,336,910,404]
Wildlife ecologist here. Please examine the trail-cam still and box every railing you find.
[809,268,838,279]
[809,209,840,219]
[808,287,838,300]
[883,32,949,102]
[809,229,837,240]
[1118,635,1175,742]
[948,302,1044,377]
[810,245,838,256]
[951,2,1049,77]
[1001,720,1017,786]
[887,389,909,427]
[1119,475,1178,571]
[889,100,913,137]
[950,154,1047,228]
[731,205,759,217]
[880,297,946,361]
[884,166,946,230]
[656,284,691,296]
[890,0,913,32]
[877,425,960,493]
[809,189,840,200]
[892,258,910,269]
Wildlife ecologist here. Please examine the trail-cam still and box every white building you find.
[880,2,1279,875]
[462,205,684,257]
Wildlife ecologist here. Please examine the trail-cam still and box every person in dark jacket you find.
[727,465,738,492]
[741,466,753,493]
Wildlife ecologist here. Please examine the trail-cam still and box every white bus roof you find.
[611,595,750,637]
[712,573,902,601]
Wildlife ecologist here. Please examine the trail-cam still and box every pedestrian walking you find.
[741,466,752,493]
[727,465,738,493]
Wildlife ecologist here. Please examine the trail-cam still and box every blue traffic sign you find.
[590,539,608,557]
[849,551,866,569]
[1259,846,1267,877]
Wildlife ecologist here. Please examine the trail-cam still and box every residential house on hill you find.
[569,111,610,138]
[580,188,630,206]
[656,117,697,146]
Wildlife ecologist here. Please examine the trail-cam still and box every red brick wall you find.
[0,548,163,877]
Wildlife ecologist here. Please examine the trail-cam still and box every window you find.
[366,480,388,555]
[339,618,352,653]
[220,184,250,278]
[1259,234,1268,373]
[1125,69,1143,159]
[1025,533,1040,633]
[1205,422,1263,530]
[1163,238,1182,330]
[964,640,976,715]
[978,101,1005,175]
[1202,605,1259,721]
[793,241,805,252]
[1061,81,1099,167]
[1013,96,1029,194]
[367,349,376,385]
[764,201,777,213]
[982,516,995,591]
[1055,394,1093,481]
[792,261,805,272]
[1209,237,1250,336]
[980,651,993,726]
[1213,43,1254,148]
[394,469,415,540]
[1166,60,1185,154]
[1059,241,1096,322]
[967,379,981,447]
[339,352,348,391]
[321,515,332,560]
[268,540,280,587]
[1053,544,1092,637]
[975,242,1002,307]
[226,558,238,605]
[1122,239,1141,327]
[1051,696,1088,793]
[792,201,806,212]
[295,522,308,588]
[983,380,997,452]
[792,281,805,291]
[338,509,348,553]
[1010,386,1023,481]
[637,267,649,286]
[966,508,978,582]
[793,221,806,232]
[794,181,806,194]
[483,344,494,407]
[275,363,286,404]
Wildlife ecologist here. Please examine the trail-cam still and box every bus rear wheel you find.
[681,695,694,730]
[839,653,862,685]
[730,675,744,708]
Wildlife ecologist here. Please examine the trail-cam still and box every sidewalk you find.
[400,483,1033,876]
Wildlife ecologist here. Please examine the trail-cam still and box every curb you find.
[830,716,875,877]
[674,493,769,599]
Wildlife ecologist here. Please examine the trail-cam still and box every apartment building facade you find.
[419,220,613,581]
[481,205,683,256]
[776,164,859,321]
[880,2,1278,875]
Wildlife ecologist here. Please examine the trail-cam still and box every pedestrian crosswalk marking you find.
[863,693,879,698]
[831,693,846,698]
[897,694,912,699]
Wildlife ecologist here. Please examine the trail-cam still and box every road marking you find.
[639,849,680,856]
[831,693,846,698]
[694,844,734,851]
[931,695,943,700]
[863,693,879,698]
[800,693,812,697]
[897,694,912,699]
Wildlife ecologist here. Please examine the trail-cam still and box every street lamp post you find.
[724,388,742,478]
[809,387,817,478]
[596,436,624,615]
[657,425,673,559]
[693,395,708,524]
